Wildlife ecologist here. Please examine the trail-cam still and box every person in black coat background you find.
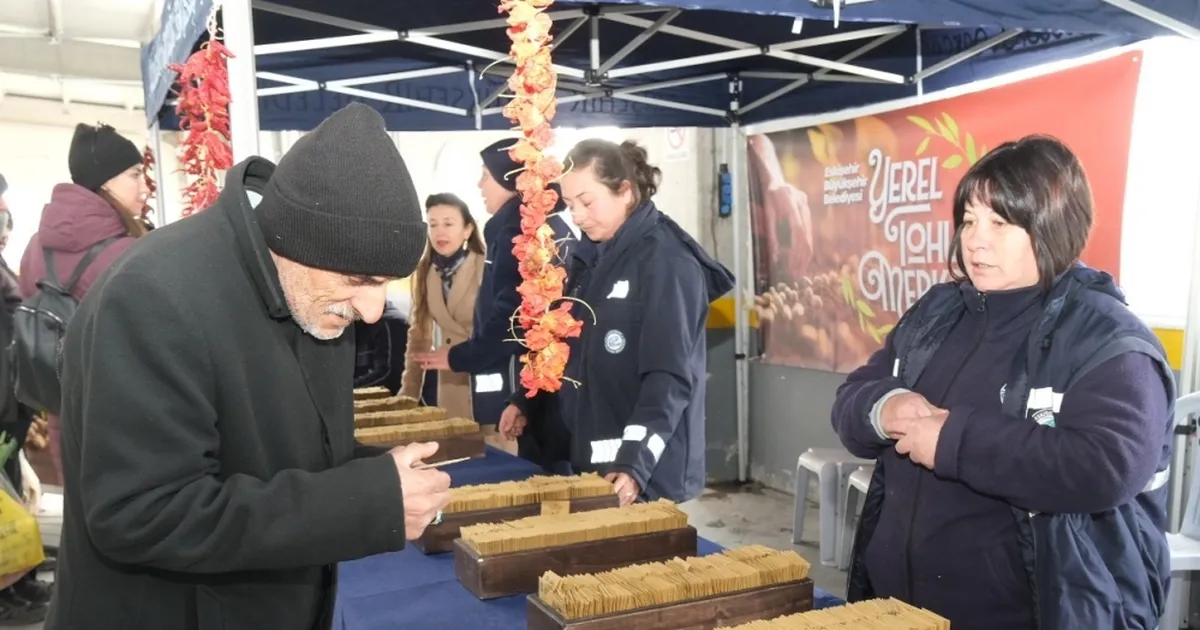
[0,180,55,624]
[500,139,734,505]
[414,139,574,438]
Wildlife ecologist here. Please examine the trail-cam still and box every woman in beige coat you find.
[401,193,515,453]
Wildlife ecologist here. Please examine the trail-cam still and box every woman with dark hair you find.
[18,122,147,485]
[499,139,734,506]
[399,194,492,439]
[831,135,1174,630]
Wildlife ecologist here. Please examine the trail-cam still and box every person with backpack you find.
[17,122,148,483]
[0,181,57,626]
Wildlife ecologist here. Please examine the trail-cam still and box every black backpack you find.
[13,238,117,414]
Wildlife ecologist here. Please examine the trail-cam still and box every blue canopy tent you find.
[142,0,1200,133]
[139,0,1200,527]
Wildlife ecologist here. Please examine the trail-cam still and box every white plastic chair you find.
[1160,392,1200,630]
[792,447,872,567]
[838,465,874,570]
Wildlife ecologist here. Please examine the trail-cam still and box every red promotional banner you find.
[747,51,1140,372]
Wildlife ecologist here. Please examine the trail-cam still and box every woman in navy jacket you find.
[500,139,734,505]
[415,140,573,445]
[831,135,1174,630]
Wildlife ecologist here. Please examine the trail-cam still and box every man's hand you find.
[389,442,452,540]
[880,391,943,439]
[894,412,949,469]
[605,472,641,507]
[498,405,527,441]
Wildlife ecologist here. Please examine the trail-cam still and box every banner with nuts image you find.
[747,51,1138,372]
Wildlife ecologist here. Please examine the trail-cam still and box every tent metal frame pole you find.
[328,66,462,87]
[255,71,470,116]
[1170,168,1200,534]
[255,32,396,56]
[912,29,1023,83]
[1099,0,1200,39]
[326,84,468,115]
[149,120,169,226]
[480,73,728,118]
[597,9,680,75]
[915,25,924,97]
[589,13,601,74]
[401,5,663,36]
[403,34,586,79]
[612,93,725,116]
[741,28,903,114]
[730,122,751,483]
[601,14,906,81]
[243,3,914,124]
[223,0,261,162]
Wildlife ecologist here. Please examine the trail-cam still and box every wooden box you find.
[414,495,620,555]
[362,431,486,463]
[525,579,814,630]
[405,431,485,463]
[454,526,699,600]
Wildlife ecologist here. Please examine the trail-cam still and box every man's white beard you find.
[299,319,346,341]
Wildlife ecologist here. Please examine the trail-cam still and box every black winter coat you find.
[46,158,407,630]
[448,196,576,425]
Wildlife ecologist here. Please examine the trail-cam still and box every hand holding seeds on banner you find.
[745,52,1137,374]
[747,134,814,280]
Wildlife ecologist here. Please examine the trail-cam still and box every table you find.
[334,448,844,629]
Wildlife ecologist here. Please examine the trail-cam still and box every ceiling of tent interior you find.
[143,0,1200,131]
[0,0,161,109]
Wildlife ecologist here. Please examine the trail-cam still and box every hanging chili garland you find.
[142,145,157,202]
[169,10,234,217]
[500,0,584,396]
[141,144,157,224]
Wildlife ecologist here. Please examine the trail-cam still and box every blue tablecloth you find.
[335,449,844,629]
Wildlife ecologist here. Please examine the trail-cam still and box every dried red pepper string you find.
[142,145,157,201]
[169,16,234,217]
[500,0,584,397]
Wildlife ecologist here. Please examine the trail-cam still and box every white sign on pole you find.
[664,127,689,162]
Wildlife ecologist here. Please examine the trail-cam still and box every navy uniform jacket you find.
[833,264,1174,630]
[448,195,575,424]
[516,201,734,502]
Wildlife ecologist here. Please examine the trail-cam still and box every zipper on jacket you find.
[903,292,987,602]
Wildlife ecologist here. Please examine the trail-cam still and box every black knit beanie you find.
[256,103,426,278]
[68,123,143,192]
[479,138,566,212]
[481,139,521,192]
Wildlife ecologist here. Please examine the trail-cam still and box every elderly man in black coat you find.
[45,104,452,630]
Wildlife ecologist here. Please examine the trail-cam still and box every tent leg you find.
[730,124,751,483]
[224,0,261,161]
[915,26,924,97]
[1170,172,1200,533]
[149,120,169,226]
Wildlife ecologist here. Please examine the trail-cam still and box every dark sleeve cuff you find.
[609,464,647,497]
[507,391,534,417]
[447,343,469,373]
[353,442,390,459]
[933,406,974,481]
[357,453,408,547]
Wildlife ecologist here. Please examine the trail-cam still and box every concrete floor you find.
[681,481,848,600]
